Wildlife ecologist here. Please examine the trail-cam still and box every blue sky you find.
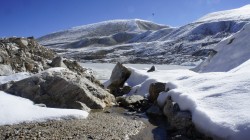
[0,0,249,38]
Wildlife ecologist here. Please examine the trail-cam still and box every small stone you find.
[147,65,155,72]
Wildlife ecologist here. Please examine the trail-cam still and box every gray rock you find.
[0,55,3,64]
[171,111,192,130]
[146,104,163,116]
[163,97,192,130]
[50,56,67,68]
[108,62,131,96]
[147,65,155,72]
[0,64,13,76]
[35,103,46,107]
[121,86,132,95]
[0,68,115,110]
[74,101,91,112]
[148,82,166,102]
[116,95,144,107]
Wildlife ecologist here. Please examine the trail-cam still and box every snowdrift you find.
[123,60,250,140]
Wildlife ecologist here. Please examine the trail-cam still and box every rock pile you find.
[0,37,55,75]
[0,37,115,110]
[107,63,212,139]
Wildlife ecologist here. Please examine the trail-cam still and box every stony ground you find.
[0,109,145,140]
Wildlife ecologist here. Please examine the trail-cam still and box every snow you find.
[195,23,250,72]
[38,19,167,48]
[0,91,88,126]
[0,72,32,85]
[37,5,250,65]
[122,61,250,140]
[0,69,88,126]
[197,5,250,22]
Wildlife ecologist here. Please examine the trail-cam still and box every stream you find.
[80,63,193,140]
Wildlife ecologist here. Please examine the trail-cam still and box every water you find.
[80,63,194,139]
[80,63,193,82]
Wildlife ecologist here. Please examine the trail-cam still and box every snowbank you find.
[0,72,32,85]
[124,61,250,140]
[195,23,250,72]
[0,69,88,126]
[0,91,88,125]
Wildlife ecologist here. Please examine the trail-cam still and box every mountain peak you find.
[196,5,250,23]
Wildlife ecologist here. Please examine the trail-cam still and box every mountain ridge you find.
[37,5,250,65]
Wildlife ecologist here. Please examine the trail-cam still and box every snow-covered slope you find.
[38,5,250,65]
[122,59,250,140]
[197,4,250,22]
[194,23,250,72]
[38,19,168,48]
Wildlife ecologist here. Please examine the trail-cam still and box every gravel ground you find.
[0,109,145,140]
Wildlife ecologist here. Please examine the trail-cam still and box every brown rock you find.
[149,82,167,102]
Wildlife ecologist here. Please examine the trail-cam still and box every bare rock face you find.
[149,82,167,102]
[0,68,115,110]
[107,62,131,96]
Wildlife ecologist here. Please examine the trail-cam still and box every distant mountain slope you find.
[38,19,168,48]
[38,5,250,65]
[196,4,250,23]
[193,23,250,72]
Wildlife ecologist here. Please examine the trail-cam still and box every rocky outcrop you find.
[0,68,115,110]
[0,37,55,75]
[107,62,131,96]
[148,82,167,102]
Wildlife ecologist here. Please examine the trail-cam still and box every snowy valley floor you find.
[122,60,250,140]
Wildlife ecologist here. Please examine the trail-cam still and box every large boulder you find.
[0,68,115,109]
[149,82,167,102]
[107,62,131,96]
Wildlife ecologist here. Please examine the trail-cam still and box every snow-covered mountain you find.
[38,5,250,65]
[194,23,250,72]
[38,19,168,48]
